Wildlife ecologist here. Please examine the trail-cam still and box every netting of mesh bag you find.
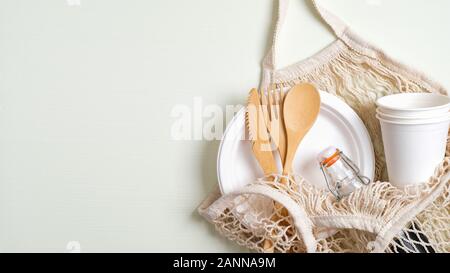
[201,158,448,253]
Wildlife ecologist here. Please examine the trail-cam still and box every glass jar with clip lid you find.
[318,147,371,200]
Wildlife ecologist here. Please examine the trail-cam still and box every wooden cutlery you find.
[259,85,287,166]
[248,83,321,176]
[246,89,278,175]
[282,83,321,175]
[246,83,321,253]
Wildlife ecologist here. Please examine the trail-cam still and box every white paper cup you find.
[376,93,450,118]
[377,114,449,187]
[376,108,450,122]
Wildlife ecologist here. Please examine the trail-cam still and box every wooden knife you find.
[246,89,278,175]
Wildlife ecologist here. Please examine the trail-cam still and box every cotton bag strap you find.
[261,0,348,88]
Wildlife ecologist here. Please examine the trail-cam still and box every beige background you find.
[0,0,449,252]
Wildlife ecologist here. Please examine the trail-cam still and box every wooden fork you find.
[259,85,287,166]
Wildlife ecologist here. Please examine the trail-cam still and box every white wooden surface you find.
[0,0,449,252]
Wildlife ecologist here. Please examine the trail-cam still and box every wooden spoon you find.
[283,83,321,174]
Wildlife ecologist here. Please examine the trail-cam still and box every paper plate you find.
[217,91,375,194]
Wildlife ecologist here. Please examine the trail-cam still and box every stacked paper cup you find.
[376,93,450,187]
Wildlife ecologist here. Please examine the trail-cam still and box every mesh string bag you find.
[198,0,450,253]
[199,158,449,253]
